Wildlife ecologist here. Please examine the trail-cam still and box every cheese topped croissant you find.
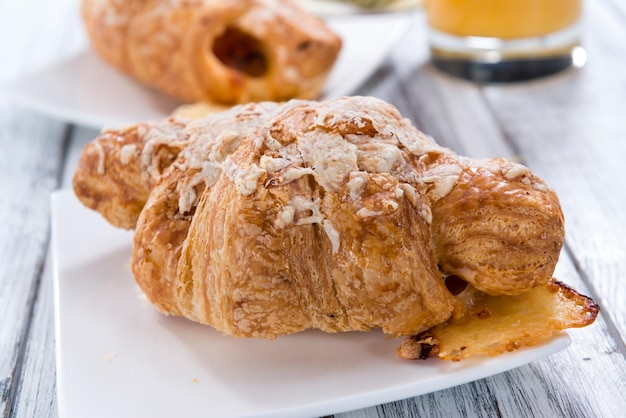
[81,0,342,104]
[73,97,597,358]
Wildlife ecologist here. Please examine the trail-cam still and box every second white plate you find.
[1,12,414,129]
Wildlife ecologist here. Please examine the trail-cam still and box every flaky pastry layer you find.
[73,96,596,358]
[81,0,342,103]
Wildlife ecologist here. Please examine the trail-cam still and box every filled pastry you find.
[73,96,597,360]
[81,0,342,104]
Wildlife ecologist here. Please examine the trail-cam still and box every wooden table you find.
[2,1,626,417]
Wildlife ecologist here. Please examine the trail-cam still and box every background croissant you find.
[81,0,342,103]
[74,97,579,346]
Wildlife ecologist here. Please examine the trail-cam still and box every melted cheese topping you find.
[120,144,137,165]
[322,220,341,253]
[129,97,555,230]
[297,130,358,192]
[93,141,105,175]
[222,157,266,196]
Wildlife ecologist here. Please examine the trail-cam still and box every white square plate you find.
[2,13,414,129]
[51,190,570,418]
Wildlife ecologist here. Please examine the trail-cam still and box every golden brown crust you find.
[72,96,587,353]
[428,157,565,295]
[72,118,190,229]
[399,278,599,361]
[81,0,342,104]
[128,98,457,338]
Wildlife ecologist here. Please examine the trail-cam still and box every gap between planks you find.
[5,123,73,418]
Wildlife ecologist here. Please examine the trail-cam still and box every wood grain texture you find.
[0,103,69,417]
[10,267,58,418]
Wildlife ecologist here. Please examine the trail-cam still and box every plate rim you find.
[1,11,416,130]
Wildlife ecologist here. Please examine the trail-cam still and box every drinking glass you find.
[426,0,584,82]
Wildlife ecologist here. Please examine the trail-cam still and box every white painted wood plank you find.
[0,103,68,417]
[14,123,93,418]
[10,267,58,418]
[8,126,93,418]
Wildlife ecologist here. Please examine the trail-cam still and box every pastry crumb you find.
[104,351,118,361]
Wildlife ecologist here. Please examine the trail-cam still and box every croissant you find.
[73,96,597,357]
[81,0,342,104]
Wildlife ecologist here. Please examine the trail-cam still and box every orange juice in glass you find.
[426,0,583,82]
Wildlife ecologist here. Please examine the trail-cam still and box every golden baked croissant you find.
[73,96,597,358]
[81,0,342,104]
